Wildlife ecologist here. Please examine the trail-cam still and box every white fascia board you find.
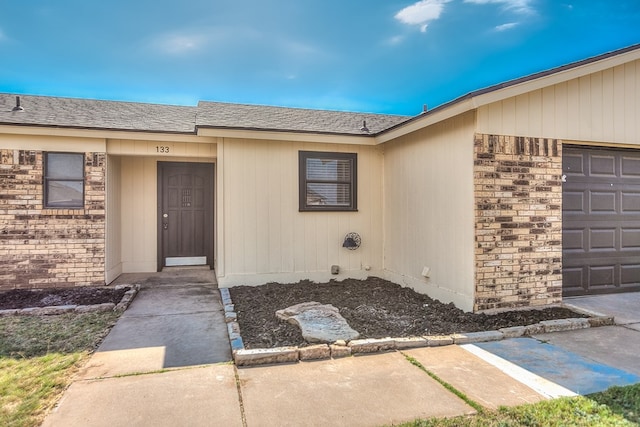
[0,124,201,143]
[197,127,377,145]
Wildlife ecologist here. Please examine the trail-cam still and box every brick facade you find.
[474,134,563,311]
[0,150,106,290]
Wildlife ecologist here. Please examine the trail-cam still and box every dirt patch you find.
[0,287,127,310]
[230,277,586,349]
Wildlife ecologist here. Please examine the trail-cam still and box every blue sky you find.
[1,0,639,115]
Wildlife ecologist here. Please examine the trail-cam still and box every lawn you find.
[0,312,120,427]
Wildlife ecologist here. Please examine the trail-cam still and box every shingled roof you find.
[0,94,197,134]
[196,101,409,136]
[0,93,409,136]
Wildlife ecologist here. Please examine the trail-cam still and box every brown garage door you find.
[563,145,640,296]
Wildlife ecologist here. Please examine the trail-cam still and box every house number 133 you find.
[156,146,170,153]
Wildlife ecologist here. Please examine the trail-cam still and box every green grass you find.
[589,383,640,425]
[394,387,639,427]
[397,394,636,426]
[0,312,120,427]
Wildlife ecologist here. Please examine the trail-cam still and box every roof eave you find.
[196,125,380,145]
[376,43,640,143]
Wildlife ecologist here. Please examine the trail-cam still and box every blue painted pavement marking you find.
[475,338,640,395]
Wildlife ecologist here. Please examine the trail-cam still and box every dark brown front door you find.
[562,146,640,296]
[158,162,214,270]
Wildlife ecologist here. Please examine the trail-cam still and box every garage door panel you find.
[562,267,585,294]
[621,157,640,177]
[590,155,616,177]
[590,191,617,213]
[621,264,640,286]
[589,265,616,289]
[564,153,584,175]
[563,191,585,212]
[621,228,640,249]
[563,228,584,251]
[621,192,640,212]
[589,228,617,251]
[563,146,640,296]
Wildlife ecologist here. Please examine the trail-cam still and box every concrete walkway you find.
[42,278,640,427]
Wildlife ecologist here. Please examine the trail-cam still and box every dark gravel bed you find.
[229,277,586,349]
[0,287,128,310]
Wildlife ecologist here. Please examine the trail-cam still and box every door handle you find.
[163,223,168,230]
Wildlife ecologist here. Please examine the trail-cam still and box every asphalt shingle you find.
[196,101,409,136]
[0,94,197,134]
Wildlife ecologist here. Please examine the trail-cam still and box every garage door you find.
[563,146,640,296]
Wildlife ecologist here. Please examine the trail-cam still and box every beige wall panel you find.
[107,139,217,157]
[0,134,105,151]
[383,112,476,312]
[218,138,384,286]
[477,59,640,145]
[106,155,122,283]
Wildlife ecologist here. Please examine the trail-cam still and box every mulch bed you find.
[0,287,127,310]
[230,277,586,349]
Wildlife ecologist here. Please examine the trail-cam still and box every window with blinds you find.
[44,152,85,208]
[299,151,357,211]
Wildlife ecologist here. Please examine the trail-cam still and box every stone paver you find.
[43,365,242,427]
[237,351,475,427]
[405,345,546,409]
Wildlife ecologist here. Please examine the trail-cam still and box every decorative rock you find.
[541,318,590,333]
[588,316,615,327]
[276,302,360,343]
[298,344,331,361]
[523,323,545,335]
[234,347,299,366]
[330,344,351,358]
[424,335,454,346]
[0,309,19,316]
[394,337,428,349]
[452,330,503,344]
[224,311,237,322]
[499,326,526,338]
[349,338,396,354]
[75,303,115,313]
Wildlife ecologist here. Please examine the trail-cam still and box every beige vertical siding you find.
[105,155,122,283]
[383,112,476,312]
[217,138,384,286]
[477,59,640,144]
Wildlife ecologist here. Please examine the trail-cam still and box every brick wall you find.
[474,134,563,311]
[0,150,106,290]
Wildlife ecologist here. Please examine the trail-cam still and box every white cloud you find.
[385,35,405,46]
[0,28,7,42]
[464,0,534,14]
[495,22,519,31]
[395,0,452,32]
[152,31,211,55]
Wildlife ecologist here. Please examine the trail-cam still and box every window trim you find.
[299,151,358,212]
[43,152,85,209]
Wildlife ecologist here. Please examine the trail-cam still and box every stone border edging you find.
[219,288,615,367]
[0,284,140,317]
